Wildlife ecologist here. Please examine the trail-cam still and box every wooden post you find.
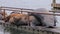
[52,0,56,26]
[3,9,6,21]
[53,0,56,3]
[52,0,56,10]
[28,12,31,26]
[21,9,23,14]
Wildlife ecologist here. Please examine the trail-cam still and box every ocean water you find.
[0,25,34,34]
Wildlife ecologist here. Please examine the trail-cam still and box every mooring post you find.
[52,0,56,26]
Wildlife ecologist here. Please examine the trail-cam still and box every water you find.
[0,25,34,34]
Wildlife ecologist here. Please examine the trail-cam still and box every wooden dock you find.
[0,6,60,34]
[4,25,60,34]
[0,20,60,34]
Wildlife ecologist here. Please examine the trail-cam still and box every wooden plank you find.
[0,6,34,11]
[1,8,60,16]
[0,20,60,34]
[1,7,60,16]
[4,26,60,34]
[49,10,60,13]
[51,3,60,8]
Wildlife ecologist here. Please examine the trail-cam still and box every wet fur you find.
[5,13,42,27]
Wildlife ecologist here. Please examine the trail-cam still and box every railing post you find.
[21,9,23,14]
[51,0,56,26]
[3,9,6,21]
[52,0,56,4]
[27,12,30,26]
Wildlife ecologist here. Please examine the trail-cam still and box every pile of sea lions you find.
[0,9,57,28]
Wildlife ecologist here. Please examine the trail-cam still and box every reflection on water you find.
[0,25,33,34]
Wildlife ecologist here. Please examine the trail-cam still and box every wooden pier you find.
[0,20,60,34]
[0,2,60,34]
[3,24,60,34]
[0,6,60,34]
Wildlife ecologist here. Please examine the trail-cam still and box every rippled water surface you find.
[0,25,34,34]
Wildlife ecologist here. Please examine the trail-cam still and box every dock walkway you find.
[0,20,60,34]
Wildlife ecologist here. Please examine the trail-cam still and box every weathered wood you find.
[1,6,60,16]
[51,3,60,8]
[1,8,60,16]
[4,25,60,34]
[0,6,34,11]
[49,10,60,13]
[0,20,60,34]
